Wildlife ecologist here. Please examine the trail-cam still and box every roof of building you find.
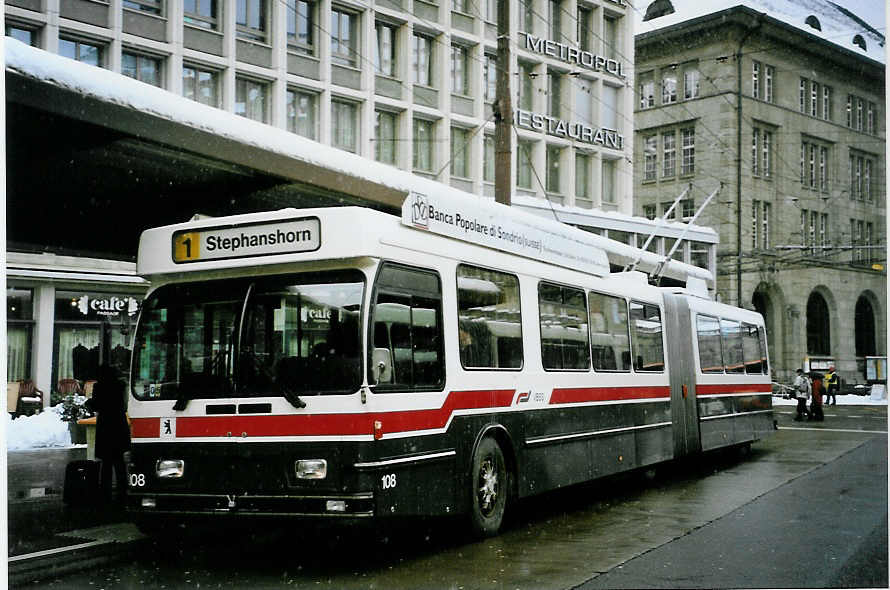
[634,0,885,65]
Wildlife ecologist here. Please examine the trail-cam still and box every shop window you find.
[7,288,34,382]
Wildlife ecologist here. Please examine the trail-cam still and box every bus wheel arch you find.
[468,426,516,537]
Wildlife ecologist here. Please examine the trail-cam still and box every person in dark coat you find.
[86,364,131,503]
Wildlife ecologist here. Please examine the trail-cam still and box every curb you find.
[8,525,147,586]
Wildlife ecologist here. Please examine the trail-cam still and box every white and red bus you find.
[125,192,773,536]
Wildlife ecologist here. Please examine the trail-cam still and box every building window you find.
[856,97,863,130]
[451,127,470,178]
[864,158,872,202]
[375,110,398,165]
[235,77,267,122]
[643,204,656,220]
[287,0,314,55]
[374,21,397,77]
[183,64,219,107]
[451,44,469,95]
[6,24,37,45]
[751,129,759,176]
[867,102,876,134]
[800,79,807,113]
[639,79,655,109]
[331,8,357,67]
[122,52,162,87]
[413,118,434,172]
[59,37,103,67]
[483,134,495,183]
[752,61,760,99]
[822,85,832,121]
[236,0,267,42]
[644,135,657,181]
[681,198,695,219]
[762,130,771,178]
[577,6,592,52]
[517,140,534,189]
[810,81,819,117]
[752,201,760,248]
[520,0,534,33]
[662,74,677,104]
[485,0,497,23]
[412,34,433,86]
[287,88,317,139]
[819,146,828,192]
[603,15,619,60]
[865,222,874,263]
[518,61,534,110]
[680,128,695,175]
[452,0,467,13]
[575,152,590,200]
[662,131,675,178]
[846,94,852,127]
[602,158,616,204]
[683,68,699,100]
[331,99,358,152]
[484,54,497,102]
[548,71,561,118]
[184,0,218,30]
[764,65,774,102]
[548,0,561,41]
[546,145,561,194]
[820,213,829,256]
[7,287,33,383]
[761,202,770,250]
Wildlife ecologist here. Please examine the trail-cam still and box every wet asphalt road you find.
[21,403,888,589]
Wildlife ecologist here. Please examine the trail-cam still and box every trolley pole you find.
[494,0,512,206]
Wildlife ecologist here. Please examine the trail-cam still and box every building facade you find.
[634,1,886,383]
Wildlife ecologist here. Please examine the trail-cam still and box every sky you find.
[831,0,886,30]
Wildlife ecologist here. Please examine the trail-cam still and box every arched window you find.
[806,292,830,355]
[805,15,821,31]
[643,0,675,22]
[855,296,876,357]
[853,34,867,50]
[752,290,772,339]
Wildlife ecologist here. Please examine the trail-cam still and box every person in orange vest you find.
[823,366,839,405]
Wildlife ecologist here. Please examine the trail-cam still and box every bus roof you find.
[138,193,714,286]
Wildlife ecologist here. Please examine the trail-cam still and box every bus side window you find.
[370,263,445,391]
[720,319,745,374]
[588,291,631,372]
[742,322,763,374]
[629,302,664,372]
[696,314,724,374]
[456,264,523,370]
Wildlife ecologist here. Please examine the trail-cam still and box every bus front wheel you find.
[469,436,507,537]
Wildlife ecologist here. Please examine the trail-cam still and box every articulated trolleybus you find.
[126,191,773,537]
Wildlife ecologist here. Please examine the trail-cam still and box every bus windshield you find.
[132,270,364,404]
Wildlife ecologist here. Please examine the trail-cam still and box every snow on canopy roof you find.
[634,0,885,66]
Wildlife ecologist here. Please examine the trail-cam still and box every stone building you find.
[634,0,886,383]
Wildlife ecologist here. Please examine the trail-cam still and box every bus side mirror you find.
[371,348,393,384]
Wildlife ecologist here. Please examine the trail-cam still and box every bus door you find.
[662,293,701,457]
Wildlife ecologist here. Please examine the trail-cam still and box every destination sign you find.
[172,217,321,263]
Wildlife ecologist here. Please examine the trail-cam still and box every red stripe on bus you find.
[550,386,671,404]
[696,383,772,395]
[130,389,515,439]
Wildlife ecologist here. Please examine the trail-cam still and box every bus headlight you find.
[295,459,327,479]
[156,459,185,479]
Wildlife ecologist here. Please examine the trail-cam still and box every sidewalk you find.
[7,448,146,585]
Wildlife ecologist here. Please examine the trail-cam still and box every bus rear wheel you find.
[469,437,507,537]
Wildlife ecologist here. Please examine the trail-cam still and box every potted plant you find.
[53,394,93,445]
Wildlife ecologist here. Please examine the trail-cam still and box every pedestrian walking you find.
[85,364,131,503]
[824,366,839,405]
[809,372,824,422]
[793,368,811,421]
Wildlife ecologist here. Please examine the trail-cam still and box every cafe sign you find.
[75,295,140,318]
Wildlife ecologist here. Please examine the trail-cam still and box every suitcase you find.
[63,459,101,505]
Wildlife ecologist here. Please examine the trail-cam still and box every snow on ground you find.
[772,393,887,406]
[6,408,72,451]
